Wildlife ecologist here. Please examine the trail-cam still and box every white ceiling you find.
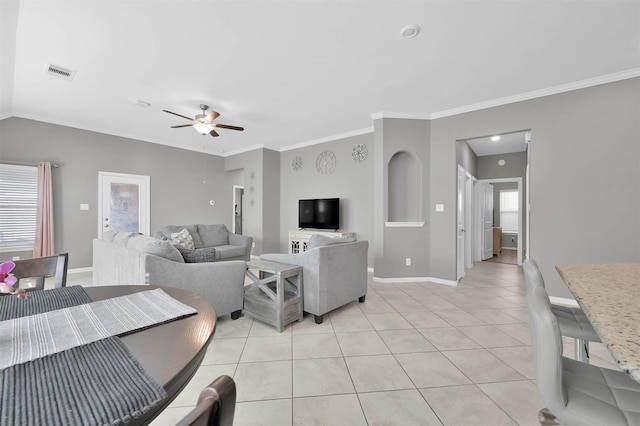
[1,1,639,157]
[465,131,528,157]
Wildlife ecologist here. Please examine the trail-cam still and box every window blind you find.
[0,164,38,252]
[499,190,519,233]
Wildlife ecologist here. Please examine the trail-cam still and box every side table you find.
[243,259,303,332]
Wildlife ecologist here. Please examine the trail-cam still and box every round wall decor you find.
[352,144,368,163]
[316,150,336,175]
[291,156,303,171]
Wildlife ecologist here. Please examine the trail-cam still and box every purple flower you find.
[0,261,17,286]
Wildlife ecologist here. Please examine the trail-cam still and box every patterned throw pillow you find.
[175,246,217,263]
[171,228,195,249]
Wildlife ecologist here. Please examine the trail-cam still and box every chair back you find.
[525,277,568,414]
[523,258,546,293]
[11,253,68,291]
[176,375,236,426]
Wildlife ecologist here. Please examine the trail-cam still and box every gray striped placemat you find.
[0,288,197,370]
[0,336,167,426]
[0,286,92,321]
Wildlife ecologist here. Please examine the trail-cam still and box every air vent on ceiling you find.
[44,62,76,81]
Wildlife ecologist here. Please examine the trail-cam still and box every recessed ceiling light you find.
[491,135,501,142]
[400,24,420,39]
[498,159,506,166]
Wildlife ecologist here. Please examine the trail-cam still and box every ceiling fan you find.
[163,104,244,137]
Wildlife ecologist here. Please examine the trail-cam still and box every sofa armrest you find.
[229,232,252,248]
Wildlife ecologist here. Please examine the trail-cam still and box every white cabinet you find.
[288,230,355,254]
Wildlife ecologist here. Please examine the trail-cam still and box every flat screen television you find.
[299,198,339,230]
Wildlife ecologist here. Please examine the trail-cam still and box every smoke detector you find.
[44,62,76,81]
[399,24,420,39]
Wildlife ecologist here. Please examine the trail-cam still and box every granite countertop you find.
[556,263,640,383]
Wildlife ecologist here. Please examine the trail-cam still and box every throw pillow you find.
[171,228,195,249]
[307,234,356,250]
[175,246,217,263]
[197,224,229,247]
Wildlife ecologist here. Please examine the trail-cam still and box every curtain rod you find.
[0,160,60,168]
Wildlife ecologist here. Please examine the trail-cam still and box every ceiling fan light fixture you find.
[193,122,215,135]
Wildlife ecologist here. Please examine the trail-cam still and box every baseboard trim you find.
[372,276,458,287]
[549,296,579,307]
[68,267,92,274]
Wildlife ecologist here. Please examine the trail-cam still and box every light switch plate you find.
[80,203,89,210]
[435,204,444,212]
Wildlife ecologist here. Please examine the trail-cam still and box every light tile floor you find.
[69,261,618,426]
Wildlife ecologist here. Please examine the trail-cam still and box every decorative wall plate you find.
[352,144,368,163]
[316,150,336,175]
[291,156,303,171]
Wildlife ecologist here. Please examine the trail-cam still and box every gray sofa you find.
[93,230,247,319]
[155,224,252,261]
[260,235,368,324]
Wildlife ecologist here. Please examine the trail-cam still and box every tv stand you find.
[288,229,354,254]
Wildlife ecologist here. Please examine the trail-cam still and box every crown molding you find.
[279,127,373,152]
[371,111,431,120]
[430,67,640,119]
[220,144,265,157]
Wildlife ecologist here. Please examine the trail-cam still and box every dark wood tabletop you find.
[84,285,217,424]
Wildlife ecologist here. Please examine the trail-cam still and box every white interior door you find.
[464,174,474,269]
[457,166,466,280]
[98,172,150,238]
[482,183,494,260]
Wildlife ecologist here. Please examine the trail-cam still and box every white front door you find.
[98,172,150,238]
[482,183,494,260]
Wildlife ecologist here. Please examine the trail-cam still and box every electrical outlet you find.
[12,256,20,261]
[405,258,411,266]
[252,242,256,248]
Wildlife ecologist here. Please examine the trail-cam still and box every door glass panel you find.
[110,183,140,232]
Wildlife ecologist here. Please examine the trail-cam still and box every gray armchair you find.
[260,239,368,324]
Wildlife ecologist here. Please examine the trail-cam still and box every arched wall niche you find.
[387,150,422,222]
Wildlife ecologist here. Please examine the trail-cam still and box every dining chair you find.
[526,283,640,425]
[11,253,69,291]
[176,375,236,426]
[523,259,600,363]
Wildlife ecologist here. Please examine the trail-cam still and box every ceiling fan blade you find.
[206,111,220,122]
[209,129,219,137]
[163,110,194,121]
[216,123,244,131]
[171,124,193,128]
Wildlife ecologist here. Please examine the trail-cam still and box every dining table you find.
[0,284,216,425]
[555,263,640,383]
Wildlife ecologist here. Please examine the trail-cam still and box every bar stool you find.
[526,284,640,425]
[523,259,600,363]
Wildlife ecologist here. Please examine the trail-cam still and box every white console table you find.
[288,229,355,253]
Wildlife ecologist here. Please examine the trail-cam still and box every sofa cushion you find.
[113,231,139,246]
[171,228,195,249]
[175,246,217,263]
[156,225,203,249]
[197,224,229,247]
[215,245,247,260]
[127,235,185,263]
[307,234,356,250]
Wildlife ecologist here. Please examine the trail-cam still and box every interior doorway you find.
[232,185,244,234]
[456,130,530,275]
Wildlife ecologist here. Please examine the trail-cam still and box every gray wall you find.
[277,133,375,265]
[0,117,241,268]
[430,77,640,297]
[456,141,478,177]
[224,148,280,256]
[374,118,430,278]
